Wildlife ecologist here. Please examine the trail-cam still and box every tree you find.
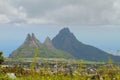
[0,51,4,64]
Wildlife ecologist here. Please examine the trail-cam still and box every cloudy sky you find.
[1,0,120,25]
[0,0,120,56]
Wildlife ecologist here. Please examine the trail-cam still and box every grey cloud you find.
[0,0,27,24]
[1,0,120,25]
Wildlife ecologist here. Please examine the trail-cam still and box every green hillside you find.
[9,33,74,59]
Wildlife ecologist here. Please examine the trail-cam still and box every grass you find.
[1,60,120,80]
[0,56,119,80]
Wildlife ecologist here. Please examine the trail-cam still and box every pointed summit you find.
[9,33,42,58]
[44,36,54,49]
[31,33,42,46]
[27,33,31,38]
[20,33,41,48]
[26,33,32,41]
[52,28,120,61]
[32,33,36,40]
[58,27,77,40]
[59,27,70,34]
[52,28,79,52]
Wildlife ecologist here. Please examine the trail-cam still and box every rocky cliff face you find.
[20,33,41,48]
[52,28,120,61]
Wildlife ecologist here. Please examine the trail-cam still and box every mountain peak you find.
[52,28,120,61]
[44,36,54,49]
[59,27,70,34]
[26,33,32,41]
[52,28,78,47]
[32,33,36,40]
[46,36,51,41]
[27,33,31,37]
[59,28,76,39]
[26,33,38,40]
[21,33,41,48]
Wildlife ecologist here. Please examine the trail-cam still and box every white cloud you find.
[0,0,27,24]
[0,14,10,24]
[1,0,120,25]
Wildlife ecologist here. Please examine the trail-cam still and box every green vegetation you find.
[5,31,120,79]
[9,33,74,59]
[10,45,74,59]
[0,51,4,64]
[1,60,120,80]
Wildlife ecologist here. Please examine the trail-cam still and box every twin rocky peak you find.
[23,33,54,48]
